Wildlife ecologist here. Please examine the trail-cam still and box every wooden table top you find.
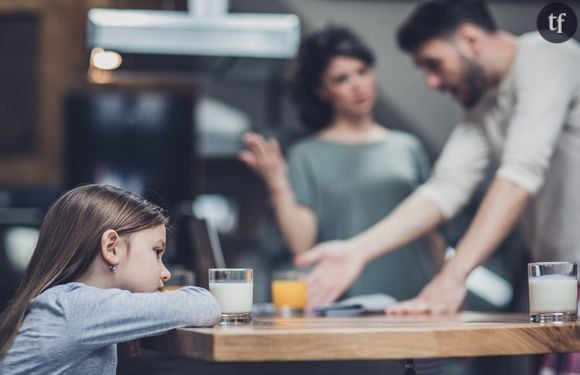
[141,312,580,362]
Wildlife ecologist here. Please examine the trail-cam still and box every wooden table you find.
[141,312,580,362]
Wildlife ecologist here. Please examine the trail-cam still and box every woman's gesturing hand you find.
[239,132,288,191]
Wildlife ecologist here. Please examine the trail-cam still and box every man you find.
[295,0,580,314]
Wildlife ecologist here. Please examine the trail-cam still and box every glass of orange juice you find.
[271,270,307,316]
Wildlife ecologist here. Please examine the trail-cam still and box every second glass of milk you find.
[528,262,577,323]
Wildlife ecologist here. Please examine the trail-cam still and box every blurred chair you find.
[187,216,226,288]
[172,201,226,289]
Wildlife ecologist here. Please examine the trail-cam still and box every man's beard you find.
[458,57,488,109]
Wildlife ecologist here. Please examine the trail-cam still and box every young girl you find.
[0,184,221,374]
[240,26,444,307]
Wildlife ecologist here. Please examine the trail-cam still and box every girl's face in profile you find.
[116,224,171,293]
[318,56,376,119]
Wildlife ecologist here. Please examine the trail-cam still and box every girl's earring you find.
[109,264,118,273]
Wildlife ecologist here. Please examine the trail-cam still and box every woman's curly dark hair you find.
[290,25,375,132]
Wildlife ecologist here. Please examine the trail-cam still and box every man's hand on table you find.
[386,270,467,315]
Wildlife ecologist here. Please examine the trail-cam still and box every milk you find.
[209,282,253,313]
[529,274,578,313]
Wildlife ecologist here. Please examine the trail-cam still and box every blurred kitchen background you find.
[1,0,579,338]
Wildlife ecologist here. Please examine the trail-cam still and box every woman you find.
[240,25,443,305]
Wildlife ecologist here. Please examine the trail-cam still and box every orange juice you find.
[271,279,307,309]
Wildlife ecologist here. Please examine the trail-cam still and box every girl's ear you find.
[100,229,121,266]
[456,23,484,58]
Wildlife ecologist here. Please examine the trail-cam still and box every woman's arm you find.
[268,181,317,254]
[239,132,317,254]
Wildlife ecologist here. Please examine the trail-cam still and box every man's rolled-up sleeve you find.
[496,43,577,194]
[418,122,491,219]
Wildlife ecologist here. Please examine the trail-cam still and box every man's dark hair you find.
[290,25,375,132]
[397,0,498,52]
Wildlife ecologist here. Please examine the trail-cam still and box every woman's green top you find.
[287,130,437,301]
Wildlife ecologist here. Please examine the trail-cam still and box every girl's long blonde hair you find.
[0,184,168,358]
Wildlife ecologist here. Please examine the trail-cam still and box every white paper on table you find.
[333,293,398,312]
[314,293,398,316]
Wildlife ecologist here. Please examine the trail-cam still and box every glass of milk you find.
[209,268,253,324]
[528,262,577,323]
